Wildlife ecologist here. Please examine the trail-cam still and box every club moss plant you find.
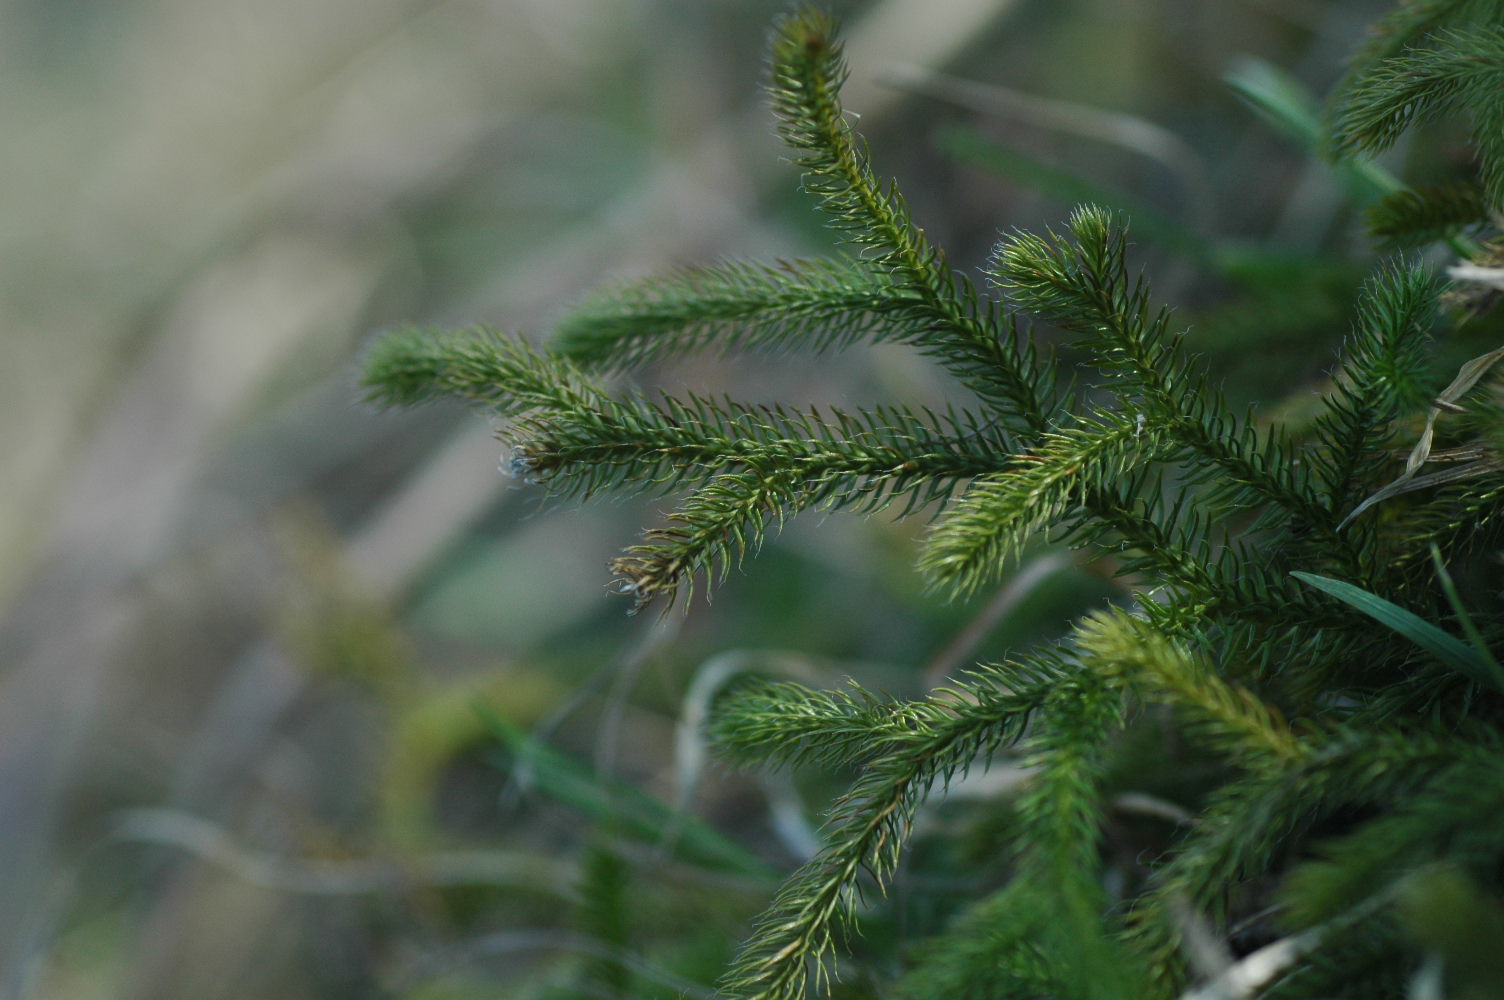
[362,4,1504,997]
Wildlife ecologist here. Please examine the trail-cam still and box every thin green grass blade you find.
[1291,572,1504,692]
[475,703,776,879]
[1225,58,1479,257]
[1429,544,1504,678]
[1224,58,1397,202]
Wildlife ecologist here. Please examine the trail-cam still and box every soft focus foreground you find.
[0,1,1412,997]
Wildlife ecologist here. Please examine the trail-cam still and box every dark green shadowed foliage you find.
[362,3,1504,997]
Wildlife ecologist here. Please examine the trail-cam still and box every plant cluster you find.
[363,3,1504,997]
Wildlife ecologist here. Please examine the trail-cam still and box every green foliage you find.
[1365,183,1488,249]
[478,706,773,878]
[1292,571,1504,692]
[1308,263,1437,508]
[362,3,1504,998]
[576,840,633,997]
[553,257,922,368]
[1330,23,1504,208]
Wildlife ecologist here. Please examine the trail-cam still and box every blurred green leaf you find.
[476,703,776,879]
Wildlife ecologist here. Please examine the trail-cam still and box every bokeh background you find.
[1,0,1399,996]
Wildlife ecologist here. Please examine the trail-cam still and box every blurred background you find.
[0,0,1404,996]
